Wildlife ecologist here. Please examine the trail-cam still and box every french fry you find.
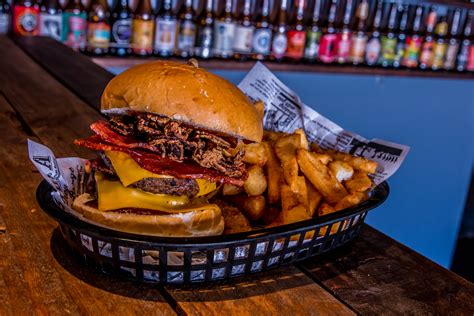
[297,149,348,204]
[262,206,281,225]
[312,153,333,165]
[244,165,268,196]
[282,204,310,224]
[318,203,336,216]
[295,176,308,207]
[242,143,268,166]
[280,184,299,212]
[329,160,354,182]
[328,151,378,174]
[263,131,285,144]
[345,172,372,193]
[228,195,266,221]
[306,180,322,217]
[294,128,309,150]
[275,134,301,193]
[262,141,283,204]
[334,192,368,211]
[222,183,243,196]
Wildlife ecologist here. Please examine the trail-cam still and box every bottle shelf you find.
[91,56,474,80]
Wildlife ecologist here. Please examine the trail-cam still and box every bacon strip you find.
[74,135,245,186]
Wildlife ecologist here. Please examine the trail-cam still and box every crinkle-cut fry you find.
[334,192,369,211]
[297,149,348,204]
[294,128,309,150]
[329,160,354,182]
[306,180,322,217]
[345,172,372,193]
[222,183,243,196]
[328,151,378,174]
[275,134,301,193]
[318,202,336,216]
[262,141,283,204]
[242,142,268,166]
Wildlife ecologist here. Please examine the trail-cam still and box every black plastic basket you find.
[36,180,389,285]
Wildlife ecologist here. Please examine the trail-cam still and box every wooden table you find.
[1,35,473,315]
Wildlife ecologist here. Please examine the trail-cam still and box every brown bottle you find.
[304,0,322,62]
[365,0,383,66]
[176,0,196,58]
[132,0,154,56]
[213,0,236,59]
[431,15,448,70]
[286,0,306,61]
[63,0,87,50]
[271,0,288,61]
[86,0,110,55]
[401,5,424,68]
[319,0,338,64]
[457,10,473,72]
[350,0,369,65]
[444,8,462,70]
[195,0,214,58]
[233,0,254,59]
[419,6,437,69]
[252,0,272,60]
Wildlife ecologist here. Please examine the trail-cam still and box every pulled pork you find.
[108,113,245,178]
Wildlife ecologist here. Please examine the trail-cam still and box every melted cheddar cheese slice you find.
[105,151,216,197]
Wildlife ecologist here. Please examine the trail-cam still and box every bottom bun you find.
[72,193,224,237]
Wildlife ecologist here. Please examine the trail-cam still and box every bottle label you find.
[467,45,474,71]
[131,19,154,53]
[444,40,459,70]
[336,32,351,62]
[419,39,434,67]
[402,35,423,68]
[13,5,39,36]
[271,32,287,58]
[304,29,321,60]
[253,28,272,55]
[177,20,196,52]
[88,22,110,49]
[432,41,447,69]
[154,18,177,52]
[286,30,306,59]
[213,21,236,55]
[365,36,381,65]
[380,36,397,65]
[39,13,62,41]
[233,25,254,53]
[350,34,367,63]
[62,12,87,50]
[195,25,213,57]
[0,13,11,34]
[319,33,338,63]
[112,18,132,45]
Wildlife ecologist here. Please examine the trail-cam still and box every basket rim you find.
[36,180,389,246]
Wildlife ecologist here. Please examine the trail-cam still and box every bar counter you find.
[1,36,473,315]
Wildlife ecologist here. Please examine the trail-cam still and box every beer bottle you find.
[62,0,87,50]
[87,0,110,55]
[252,0,273,61]
[336,0,354,64]
[13,0,40,36]
[286,0,306,61]
[0,0,12,34]
[319,0,338,64]
[233,0,254,60]
[271,0,288,61]
[39,0,62,40]
[431,15,448,70]
[393,4,409,68]
[419,6,437,70]
[213,0,236,59]
[365,0,383,66]
[457,10,473,72]
[195,0,214,59]
[131,0,154,56]
[176,0,196,58]
[303,0,322,62]
[444,8,462,70]
[379,0,398,67]
[110,0,132,56]
[402,5,423,68]
[154,0,177,57]
[350,0,369,65]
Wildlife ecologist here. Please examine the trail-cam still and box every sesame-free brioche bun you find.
[72,193,225,237]
[101,61,263,143]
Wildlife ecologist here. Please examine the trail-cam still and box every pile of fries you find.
[224,129,378,229]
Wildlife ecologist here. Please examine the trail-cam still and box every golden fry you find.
[318,203,336,216]
[306,180,322,217]
[262,206,281,225]
[329,151,378,174]
[334,192,368,211]
[263,131,285,144]
[282,204,310,224]
[222,183,243,196]
[312,153,333,165]
[242,143,268,166]
[345,172,372,193]
[262,141,283,204]
[294,128,309,150]
[228,195,266,221]
[280,184,299,212]
[297,149,348,204]
[295,176,308,207]
[244,165,268,196]
[275,134,301,193]
[329,160,354,182]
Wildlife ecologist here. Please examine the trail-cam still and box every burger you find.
[72,61,263,237]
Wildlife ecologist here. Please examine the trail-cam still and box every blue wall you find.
[107,65,474,268]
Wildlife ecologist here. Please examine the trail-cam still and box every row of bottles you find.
[1,0,473,72]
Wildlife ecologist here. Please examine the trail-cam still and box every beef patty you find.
[130,177,200,198]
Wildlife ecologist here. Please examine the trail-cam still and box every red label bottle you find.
[13,0,39,36]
